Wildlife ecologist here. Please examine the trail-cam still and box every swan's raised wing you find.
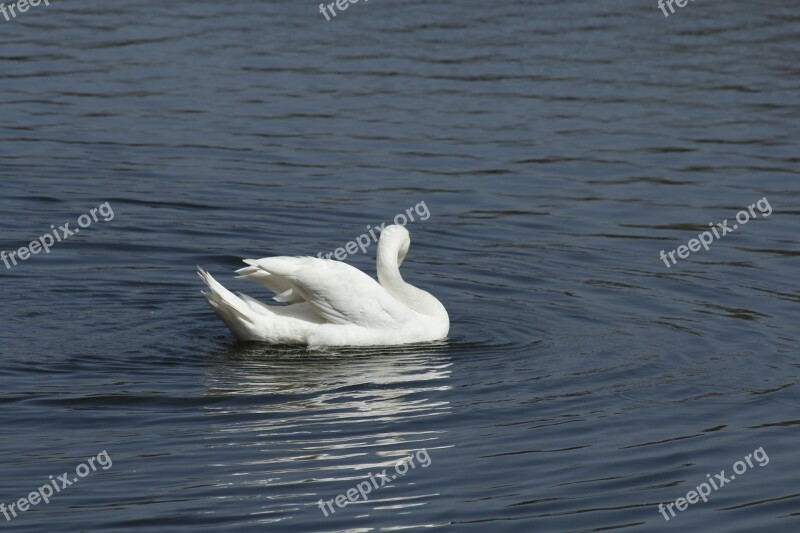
[236,256,414,327]
[236,261,304,303]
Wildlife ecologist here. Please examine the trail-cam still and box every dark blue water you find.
[1,1,799,531]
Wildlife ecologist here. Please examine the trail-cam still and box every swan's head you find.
[378,224,411,267]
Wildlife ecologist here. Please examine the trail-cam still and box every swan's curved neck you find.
[377,245,408,300]
[376,238,447,321]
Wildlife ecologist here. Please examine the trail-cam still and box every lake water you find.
[0,1,798,531]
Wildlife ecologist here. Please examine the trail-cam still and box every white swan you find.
[198,225,449,346]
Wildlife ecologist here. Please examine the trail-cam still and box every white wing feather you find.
[239,256,414,327]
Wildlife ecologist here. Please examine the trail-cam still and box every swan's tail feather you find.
[197,267,261,340]
[236,292,274,315]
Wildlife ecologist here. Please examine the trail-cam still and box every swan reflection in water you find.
[200,342,453,527]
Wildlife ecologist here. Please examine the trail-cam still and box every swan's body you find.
[198,225,449,346]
